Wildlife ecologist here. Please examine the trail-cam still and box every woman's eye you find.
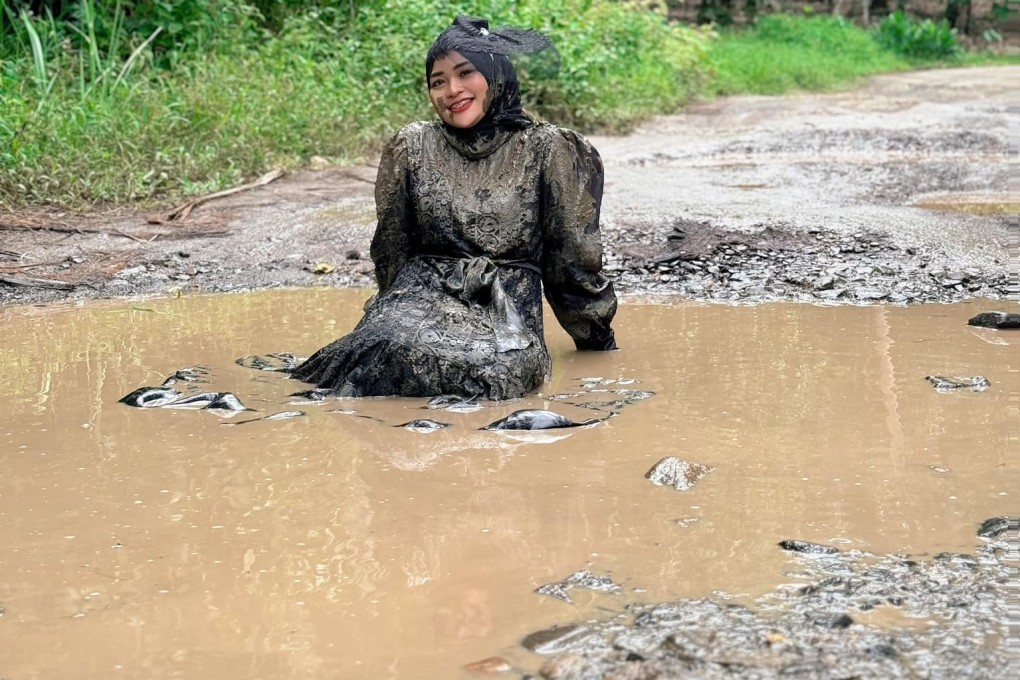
[460,69,475,78]
[429,79,444,89]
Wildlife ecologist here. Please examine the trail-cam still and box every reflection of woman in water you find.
[292,16,617,400]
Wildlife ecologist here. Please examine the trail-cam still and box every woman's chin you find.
[445,111,484,129]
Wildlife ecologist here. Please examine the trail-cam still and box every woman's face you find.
[428,51,489,129]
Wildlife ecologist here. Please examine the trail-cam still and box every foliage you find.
[0,3,1008,210]
[0,0,710,208]
[707,14,907,96]
[874,11,961,60]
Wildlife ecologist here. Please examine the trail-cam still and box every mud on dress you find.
[291,121,617,400]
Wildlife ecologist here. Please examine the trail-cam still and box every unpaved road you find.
[1,66,1016,307]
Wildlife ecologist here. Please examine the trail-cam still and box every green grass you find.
[706,15,910,96]
[1,4,1013,210]
[0,0,710,209]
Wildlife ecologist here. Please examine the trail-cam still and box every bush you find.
[874,11,961,60]
[0,0,711,208]
[708,14,906,95]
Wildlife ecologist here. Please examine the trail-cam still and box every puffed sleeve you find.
[540,128,618,350]
[369,128,414,294]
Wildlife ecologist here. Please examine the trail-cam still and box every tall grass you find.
[1,4,1008,210]
[707,14,909,96]
[0,0,710,209]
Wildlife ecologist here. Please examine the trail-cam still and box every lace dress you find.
[291,120,617,400]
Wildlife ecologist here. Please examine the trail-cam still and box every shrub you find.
[708,14,906,95]
[0,0,711,207]
[874,11,961,60]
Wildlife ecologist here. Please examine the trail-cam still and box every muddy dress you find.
[291,120,618,399]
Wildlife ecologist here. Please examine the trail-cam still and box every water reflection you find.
[0,291,1016,679]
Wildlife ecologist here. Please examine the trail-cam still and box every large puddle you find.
[0,291,1015,678]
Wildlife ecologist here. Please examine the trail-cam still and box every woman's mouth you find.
[448,98,473,114]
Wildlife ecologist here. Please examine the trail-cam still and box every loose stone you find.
[235,353,303,372]
[924,375,991,392]
[224,410,307,425]
[463,656,513,674]
[161,367,209,386]
[398,419,450,433]
[977,516,1018,539]
[522,625,592,655]
[536,570,621,603]
[778,540,839,555]
[645,457,714,491]
[968,311,1020,329]
[483,410,597,431]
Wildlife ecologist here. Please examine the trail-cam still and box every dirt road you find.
[1,66,1016,307]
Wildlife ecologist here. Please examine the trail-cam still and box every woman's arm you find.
[369,129,414,294]
[540,128,618,350]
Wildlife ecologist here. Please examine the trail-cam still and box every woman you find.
[292,16,617,400]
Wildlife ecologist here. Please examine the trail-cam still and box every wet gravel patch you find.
[603,223,1011,304]
[2,69,1014,308]
[518,525,1017,679]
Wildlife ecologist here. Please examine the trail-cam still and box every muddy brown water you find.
[1,290,1015,679]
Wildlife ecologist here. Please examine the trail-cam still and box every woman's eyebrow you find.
[430,60,472,80]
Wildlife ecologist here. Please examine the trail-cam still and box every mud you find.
[1,66,1015,306]
[525,536,1016,680]
[0,291,1016,679]
[2,65,1017,679]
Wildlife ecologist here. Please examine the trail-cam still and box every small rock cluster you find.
[535,571,621,604]
[604,228,1008,304]
[519,525,1014,680]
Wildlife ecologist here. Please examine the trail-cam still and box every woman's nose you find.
[446,77,464,96]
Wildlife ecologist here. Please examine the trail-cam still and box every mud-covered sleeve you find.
[540,128,618,351]
[369,128,414,293]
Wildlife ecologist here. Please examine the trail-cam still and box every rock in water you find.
[645,457,714,491]
[483,409,595,431]
[224,410,307,426]
[235,352,302,372]
[261,410,306,421]
[166,392,250,411]
[398,419,450,433]
[967,311,1020,329]
[535,570,621,603]
[118,386,180,408]
[779,540,839,555]
[521,624,590,655]
[463,656,513,674]
[977,516,1018,539]
[161,367,209,386]
[925,375,991,392]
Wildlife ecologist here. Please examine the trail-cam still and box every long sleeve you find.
[540,128,618,350]
[369,128,414,294]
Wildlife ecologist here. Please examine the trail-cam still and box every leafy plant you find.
[874,10,961,60]
[0,0,711,208]
[708,14,906,95]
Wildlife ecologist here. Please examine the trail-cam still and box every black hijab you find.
[425,17,551,159]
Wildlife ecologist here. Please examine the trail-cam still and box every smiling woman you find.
[291,16,618,400]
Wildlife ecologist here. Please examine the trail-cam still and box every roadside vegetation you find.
[0,0,1014,210]
[708,11,1016,96]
